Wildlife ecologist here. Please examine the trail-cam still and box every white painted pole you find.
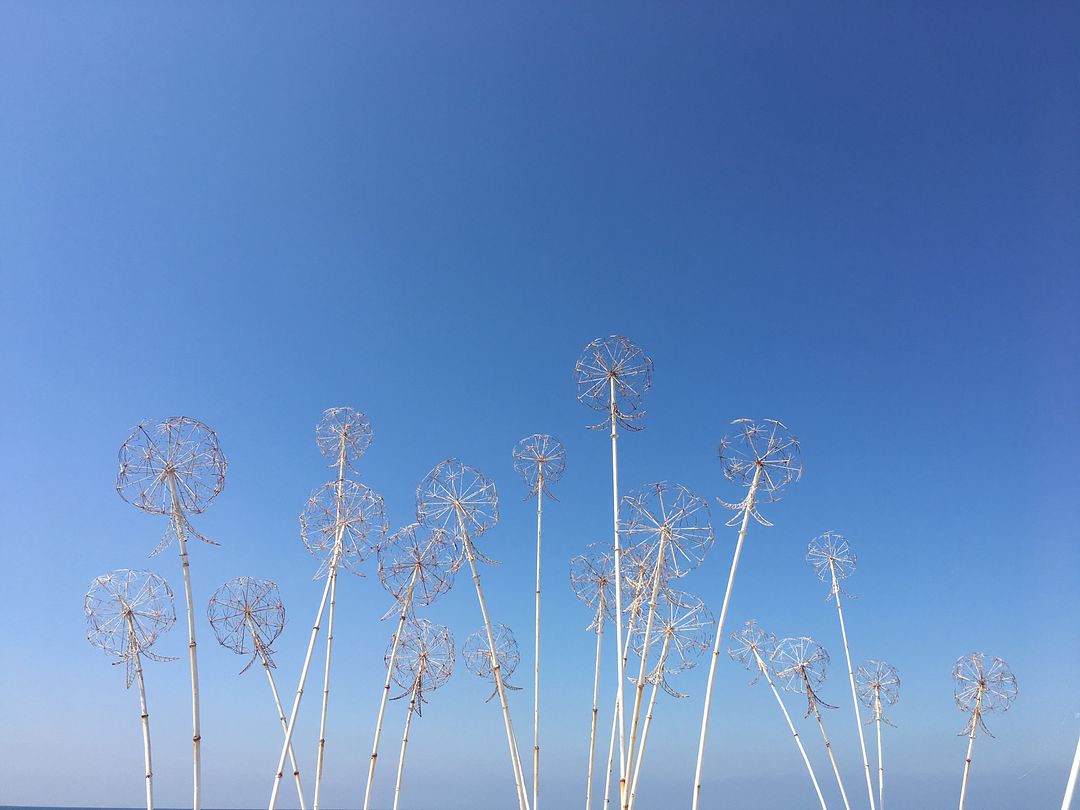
[608,377,629,810]
[533,469,544,810]
[363,566,420,810]
[167,476,202,810]
[874,689,884,810]
[958,688,984,810]
[691,465,763,810]
[603,615,637,810]
[126,615,154,810]
[627,631,672,810]
[810,699,851,810]
[392,661,426,810]
[584,599,606,810]
[1061,728,1080,810]
[830,561,876,810]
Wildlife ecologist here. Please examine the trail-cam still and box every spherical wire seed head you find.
[512,434,567,498]
[300,480,388,577]
[632,588,714,698]
[462,624,521,701]
[416,459,499,542]
[116,416,227,515]
[771,636,835,715]
[569,543,615,625]
[953,652,1018,736]
[620,482,714,580]
[388,618,455,707]
[573,335,654,430]
[377,523,459,609]
[315,407,373,468]
[207,577,286,672]
[729,620,779,685]
[85,568,177,687]
[807,531,857,598]
[856,660,900,724]
[717,419,801,524]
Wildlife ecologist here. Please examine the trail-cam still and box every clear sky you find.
[1,3,1078,809]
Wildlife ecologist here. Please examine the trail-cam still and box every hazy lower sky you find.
[1,3,1077,809]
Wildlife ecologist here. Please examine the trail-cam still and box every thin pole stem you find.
[534,471,544,810]
[810,699,851,810]
[363,567,420,810]
[874,690,884,810]
[584,600,605,810]
[392,662,426,810]
[691,466,762,810]
[268,569,334,810]
[126,615,154,810]
[608,376,628,810]
[603,615,637,810]
[246,615,306,810]
[958,688,983,810]
[457,509,530,810]
[754,650,829,810]
[627,632,671,810]
[167,476,202,810]
[830,562,876,810]
[1062,729,1080,810]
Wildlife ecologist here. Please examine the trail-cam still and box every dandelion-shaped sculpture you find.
[626,591,713,810]
[207,578,305,810]
[464,623,523,700]
[363,524,459,810]
[954,653,1018,809]
[856,661,900,810]
[620,482,712,810]
[571,545,615,810]
[84,569,177,810]
[773,637,851,810]
[513,433,567,810]
[417,459,529,810]
[728,621,827,810]
[808,531,876,810]
[388,619,455,810]
[116,416,226,810]
[692,418,801,810]
[270,407,387,810]
[574,334,653,810]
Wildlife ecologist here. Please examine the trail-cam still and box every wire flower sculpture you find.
[363,524,459,810]
[807,531,876,810]
[207,578,305,810]
[84,569,176,810]
[728,621,828,810]
[571,544,616,810]
[116,416,227,810]
[856,660,900,810]
[953,653,1018,809]
[574,334,653,810]
[693,418,802,810]
[387,619,455,810]
[512,433,567,810]
[270,407,388,810]
[464,624,522,701]
[772,637,851,810]
[417,459,529,810]
[626,591,712,810]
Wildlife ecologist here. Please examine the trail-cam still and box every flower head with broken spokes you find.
[573,335,654,430]
[389,619,455,709]
[207,577,286,674]
[512,434,567,499]
[301,480,388,577]
[807,531,857,599]
[772,637,837,717]
[463,624,522,702]
[85,569,177,687]
[316,407,373,470]
[717,418,802,526]
[954,653,1017,737]
[377,523,459,611]
[856,660,900,725]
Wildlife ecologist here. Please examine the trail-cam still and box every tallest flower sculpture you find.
[573,335,653,810]
[116,416,228,810]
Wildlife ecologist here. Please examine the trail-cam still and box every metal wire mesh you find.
[512,434,567,498]
[463,624,521,701]
[953,652,1017,736]
[717,418,802,525]
[315,406,373,469]
[207,577,286,672]
[772,636,836,716]
[416,459,499,542]
[377,523,459,609]
[300,480,388,577]
[621,482,714,580]
[573,335,654,430]
[856,660,900,724]
[388,618,455,707]
[729,620,779,685]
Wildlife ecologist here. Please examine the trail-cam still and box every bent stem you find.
[584,599,606,810]
[363,566,420,810]
[392,662,426,810]
[126,614,154,810]
[627,632,672,810]
[807,691,850,810]
[958,687,984,810]
[167,476,202,810]
[1062,729,1080,810]
[534,470,544,810]
[829,561,876,810]
[691,465,763,810]
[607,377,629,810]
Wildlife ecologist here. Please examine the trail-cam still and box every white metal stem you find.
[755,650,829,810]
[167,476,201,810]
[874,689,884,810]
[691,465,763,810]
[608,377,628,809]
[627,632,671,810]
[534,470,544,810]
[363,566,420,810]
[830,562,876,810]
[127,615,154,810]
[392,661,426,810]
[457,508,530,810]
[584,600,605,810]
[603,615,636,810]
[810,696,851,810]
[1061,728,1080,810]
[958,687,983,810]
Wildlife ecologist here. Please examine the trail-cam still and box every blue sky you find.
[1,3,1078,809]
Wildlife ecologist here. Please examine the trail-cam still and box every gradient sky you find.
[1,3,1078,809]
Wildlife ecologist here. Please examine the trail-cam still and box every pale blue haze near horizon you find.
[1,3,1077,809]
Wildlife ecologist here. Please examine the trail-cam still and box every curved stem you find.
[392,675,422,810]
[126,616,154,810]
[627,632,671,810]
[810,698,851,810]
[1062,728,1080,810]
[959,687,983,810]
[691,466,762,810]
[534,471,544,810]
[585,601,605,810]
[363,567,420,810]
